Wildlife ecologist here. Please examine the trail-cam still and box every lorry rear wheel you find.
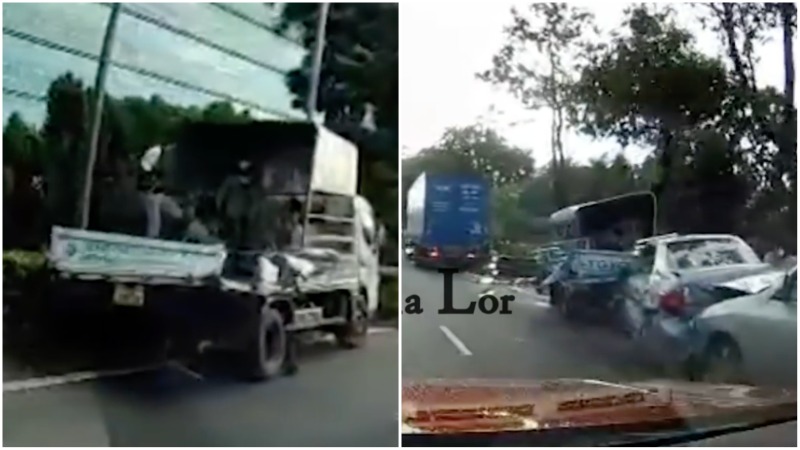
[335,296,368,349]
[240,305,287,381]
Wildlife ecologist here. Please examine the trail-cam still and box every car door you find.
[743,271,797,387]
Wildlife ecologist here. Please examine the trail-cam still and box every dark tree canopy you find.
[277,3,398,131]
[276,3,399,260]
[425,3,796,252]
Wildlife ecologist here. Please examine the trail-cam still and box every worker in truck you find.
[217,160,299,375]
[217,159,256,248]
[287,197,305,249]
[183,196,219,244]
[138,145,184,239]
[246,166,295,252]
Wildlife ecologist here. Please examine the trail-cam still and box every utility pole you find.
[306,2,330,121]
[78,3,121,229]
[302,3,331,247]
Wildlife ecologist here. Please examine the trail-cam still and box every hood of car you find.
[402,378,796,435]
[677,264,783,294]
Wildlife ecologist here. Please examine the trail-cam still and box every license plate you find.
[294,307,324,329]
[113,284,144,307]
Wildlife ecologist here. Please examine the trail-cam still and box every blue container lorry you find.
[405,173,490,269]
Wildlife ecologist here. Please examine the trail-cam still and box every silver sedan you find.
[692,266,796,388]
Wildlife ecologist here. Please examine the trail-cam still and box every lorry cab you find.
[304,191,381,316]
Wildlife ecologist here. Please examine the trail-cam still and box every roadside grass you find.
[4,249,47,282]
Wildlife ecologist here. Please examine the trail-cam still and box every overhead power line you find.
[3,27,298,120]
[3,87,47,103]
[209,3,304,47]
[104,3,291,78]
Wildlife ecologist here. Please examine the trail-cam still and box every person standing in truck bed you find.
[217,160,255,249]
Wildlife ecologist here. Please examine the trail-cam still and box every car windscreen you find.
[666,238,761,270]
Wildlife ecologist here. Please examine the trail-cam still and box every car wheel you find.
[240,305,287,381]
[699,336,749,385]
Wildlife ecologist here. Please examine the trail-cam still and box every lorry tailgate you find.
[49,226,227,280]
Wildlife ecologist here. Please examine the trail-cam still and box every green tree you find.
[277,3,398,131]
[480,3,597,208]
[567,6,755,230]
[3,70,261,244]
[3,112,43,170]
[3,113,47,248]
[41,73,89,226]
[277,3,399,254]
[402,125,534,193]
[703,2,796,248]
[401,125,535,233]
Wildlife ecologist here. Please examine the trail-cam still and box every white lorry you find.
[47,121,381,380]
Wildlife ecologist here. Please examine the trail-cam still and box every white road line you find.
[494,286,551,308]
[367,327,396,335]
[167,361,204,380]
[439,325,473,356]
[315,326,395,343]
[3,364,160,393]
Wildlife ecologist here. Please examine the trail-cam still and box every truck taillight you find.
[429,247,439,258]
[659,290,686,315]
[467,252,475,259]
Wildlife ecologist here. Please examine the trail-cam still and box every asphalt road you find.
[4,329,398,447]
[402,260,665,382]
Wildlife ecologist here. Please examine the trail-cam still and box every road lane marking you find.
[167,361,204,380]
[481,286,551,308]
[3,364,161,393]
[314,326,395,343]
[367,327,397,335]
[439,325,473,356]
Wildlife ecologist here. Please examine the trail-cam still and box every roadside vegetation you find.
[403,3,796,258]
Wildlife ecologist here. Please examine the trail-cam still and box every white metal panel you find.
[406,172,427,239]
[49,226,227,279]
[309,126,358,195]
[354,194,375,236]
